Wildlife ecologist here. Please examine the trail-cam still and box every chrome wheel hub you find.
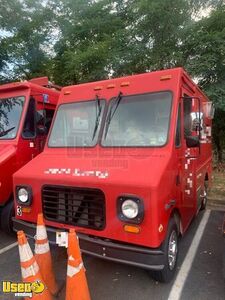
[203,189,207,204]
[168,230,178,270]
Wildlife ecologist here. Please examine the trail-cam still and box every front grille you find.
[42,185,106,230]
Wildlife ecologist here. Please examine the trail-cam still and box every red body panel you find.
[13,68,212,249]
[0,80,60,207]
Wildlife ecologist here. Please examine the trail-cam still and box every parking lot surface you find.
[0,209,224,300]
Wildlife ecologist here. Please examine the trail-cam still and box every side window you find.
[175,104,181,147]
[45,109,55,133]
[183,95,192,139]
[36,108,55,135]
[22,97,36,139]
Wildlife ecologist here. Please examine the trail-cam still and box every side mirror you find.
[190,112,203,132]
[203,102,215,119]
[186,136,200,148]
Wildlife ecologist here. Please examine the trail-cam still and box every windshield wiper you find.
[91,95,102,141]
[0,126,15,137]
[104,92,123,139]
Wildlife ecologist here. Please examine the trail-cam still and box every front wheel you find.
[0,199,15,234]
[150,219,179,283]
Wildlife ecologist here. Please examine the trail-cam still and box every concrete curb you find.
[207,198,225,211]
[208,198,225,206]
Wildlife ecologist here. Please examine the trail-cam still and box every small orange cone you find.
[65,229,91,300]
[34,213,59,296]
[17,230,52,300]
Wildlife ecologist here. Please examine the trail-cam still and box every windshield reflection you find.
[0,96,25,139]
[48,99,105,147]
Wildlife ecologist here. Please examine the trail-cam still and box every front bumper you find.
[13,218,164,271]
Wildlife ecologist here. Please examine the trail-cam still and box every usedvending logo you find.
[2,280,45,298]
[44,168,109,179]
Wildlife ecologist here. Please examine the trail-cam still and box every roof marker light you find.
[94,86,103,91]
[120,82,130,87]
[160,75,172,81]
[107,84,116,89]
[64,91,71,95]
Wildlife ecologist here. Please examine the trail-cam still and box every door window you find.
[183,95,192,139]
[22,97,36,139]
[175,104,181,147]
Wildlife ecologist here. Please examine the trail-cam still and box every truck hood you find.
[14,148,172,188]
[0,144,17,166]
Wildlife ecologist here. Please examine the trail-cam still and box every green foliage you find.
[0,0,224,159]
[181,5,225,161]
[183,6,225,107]
[52,0,129,85]
[0,0,56,80]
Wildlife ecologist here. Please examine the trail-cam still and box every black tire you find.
[200,182,208,211]
[0,199,15,234]
[150,219,179,283]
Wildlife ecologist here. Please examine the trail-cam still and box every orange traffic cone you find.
[65,229,91,300]
[34,213,59,296]
[17,230,52,300]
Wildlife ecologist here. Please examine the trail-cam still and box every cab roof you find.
[0,79,60,106]
[0,80,59,93]
[59,67,208,105]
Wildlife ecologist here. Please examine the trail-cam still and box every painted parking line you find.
[0,242,18,255]
[168,209,211,300]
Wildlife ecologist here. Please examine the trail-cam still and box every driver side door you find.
[181,92,201,227]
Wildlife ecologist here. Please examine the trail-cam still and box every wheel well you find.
[204,172,209,189]
[1,193,13,207]
[170,209,182,235]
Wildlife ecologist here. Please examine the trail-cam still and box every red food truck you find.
[12,68,214,282]
[0,77,60,233]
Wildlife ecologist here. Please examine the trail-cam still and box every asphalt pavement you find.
[0,209,224,300]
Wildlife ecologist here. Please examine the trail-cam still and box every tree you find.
[0,0,56,81]
[182,5,225,161]
[51,0,222,82]
[0,1,224,162]
[51,0,130,85]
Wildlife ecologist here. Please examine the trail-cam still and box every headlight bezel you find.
[117,195,144,224]
[16,185,33,206]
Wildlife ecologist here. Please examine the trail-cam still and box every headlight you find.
[18,188,29,203]
[122,200,139,219]
[117,196,144,224]
[16,186,32,206]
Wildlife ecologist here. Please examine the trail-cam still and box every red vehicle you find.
[0,77,60,233]
[13,68,214,282]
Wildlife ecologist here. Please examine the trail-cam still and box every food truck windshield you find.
[48,91,172,148]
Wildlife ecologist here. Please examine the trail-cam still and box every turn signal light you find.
[22,207,31,213]
[124,224,140,234]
